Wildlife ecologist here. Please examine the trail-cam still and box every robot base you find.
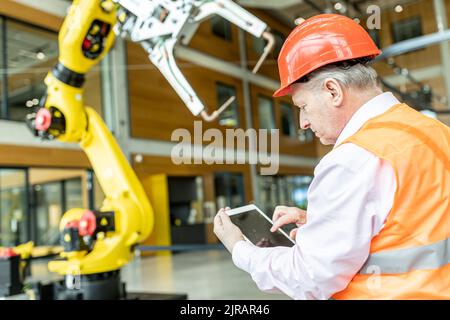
[34,270,187,300]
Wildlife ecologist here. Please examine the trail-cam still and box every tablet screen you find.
[229,209,294,247]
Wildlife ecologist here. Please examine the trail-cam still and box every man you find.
[213,14,449,299]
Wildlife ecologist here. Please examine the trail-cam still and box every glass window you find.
[257,176,278,216]
[65,178,83,209]
[368,29,381,48]
[214,172,245,209]
[0,167,94,247]
[6,20,58,121]
[216,82,239,127]
[34,178,84,246]
[30,169,86,246]
[280,102,296,137]
[391,16,422,43]
[258,95,276,130]
[289,175,313,210]
[0,169,28,247]
[211,16,232,41]
[34,181,63,246]
[257,175,313,218]
[0,18,5,115]
[2,17,103,121]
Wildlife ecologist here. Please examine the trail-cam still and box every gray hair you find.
[302,62,379,91]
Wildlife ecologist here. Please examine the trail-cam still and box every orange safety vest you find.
[332,103,450,300]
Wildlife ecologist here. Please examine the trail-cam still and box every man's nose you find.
[299,111,310,130]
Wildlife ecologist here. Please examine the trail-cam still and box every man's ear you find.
[322,78,344,107]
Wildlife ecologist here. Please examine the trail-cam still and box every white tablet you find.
[226,204,295,247]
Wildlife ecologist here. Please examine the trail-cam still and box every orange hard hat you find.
[273,14,381,97]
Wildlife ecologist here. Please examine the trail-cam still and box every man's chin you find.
[319,137,334,145]
[319,137,333,146]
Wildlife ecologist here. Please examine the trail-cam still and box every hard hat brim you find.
[273,85,292,98]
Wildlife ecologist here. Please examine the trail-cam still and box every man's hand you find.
[213,207,245,253]
[270,206,307,240]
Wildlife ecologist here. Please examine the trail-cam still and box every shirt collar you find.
[334,92,400,148]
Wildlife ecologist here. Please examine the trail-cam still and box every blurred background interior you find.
[0,0,449,299]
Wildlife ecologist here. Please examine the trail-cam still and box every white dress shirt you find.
[232,92,400,299]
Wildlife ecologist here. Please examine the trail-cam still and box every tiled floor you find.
[122,250,291,300]
[30,250,291,300]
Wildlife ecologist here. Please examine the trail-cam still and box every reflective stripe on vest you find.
[359,237,450,275]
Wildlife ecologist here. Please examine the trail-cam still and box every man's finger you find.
[272,211,286,223]
[219,211,232,224]
[214,212,223,227]
[295,214,307,226]
[270,214,296,232]
[289,228,298,240]
[272,206,288,222]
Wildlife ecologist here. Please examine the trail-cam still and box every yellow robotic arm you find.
[27,0,153,278]
[25,0,273,299]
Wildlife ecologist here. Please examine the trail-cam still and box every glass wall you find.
[0,169,28,247]
[280,101,315,143]
[65,178,83,210]
[280,102,297,138]
[30,169,85,246]
[258,95,276,130]
[391,16,423,43]
[0,16,104,121]
[214,172,245,209]
[34,181,63,246]
[216,82,239,127]
[258,175,313,218]
[211,16,232,41]
[0,167,98,247]
[5,20,58,121]
[0,17,5,116]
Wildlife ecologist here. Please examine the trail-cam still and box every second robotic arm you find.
[115,0,275,121]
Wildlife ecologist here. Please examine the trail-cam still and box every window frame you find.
[210,15,233,42]
[257,94,276,130]
[279,101,297,138]
[0,165,96,246]
[216,81,240,127]
[390,16,423,44]
[0,167,30,247]
[0,15,58,122]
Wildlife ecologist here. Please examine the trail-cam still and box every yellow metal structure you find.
[0,241,34,260]
[36,0,154,276]
[139,174,172,257]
